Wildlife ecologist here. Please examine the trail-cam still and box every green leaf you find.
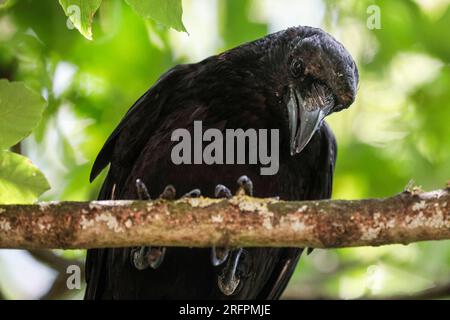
[0,151,50,204]
[125,0,186,32]
[0,0,14,10]
[0,79,47,149]
[58,0,102,40]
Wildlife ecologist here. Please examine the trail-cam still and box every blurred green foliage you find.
[0,79,49,204]
[0,0,449,299]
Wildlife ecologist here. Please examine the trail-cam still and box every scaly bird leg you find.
[131,179,167,270]
[216,176,254,296]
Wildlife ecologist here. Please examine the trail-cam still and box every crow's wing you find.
[257,122,337,300]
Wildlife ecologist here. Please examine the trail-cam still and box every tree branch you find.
[0,188,448,249]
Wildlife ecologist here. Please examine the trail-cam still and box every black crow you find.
[85,26,358,299]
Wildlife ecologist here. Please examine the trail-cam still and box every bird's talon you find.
[131,246,166,270]
[183,189,201,198]
[160,185,176,200]
[211,247,230,267]
[148,247,166,269]
[132,247,150,270]
[237,175,253,196]
[136,179,151,200]
[215,184,232,199]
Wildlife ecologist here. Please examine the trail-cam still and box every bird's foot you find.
[133,175,256,294]
[131,179,176,270]
[214,176,254,296]
[210,184,232,267]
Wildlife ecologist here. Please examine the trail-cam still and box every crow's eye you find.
[290,60,303,78]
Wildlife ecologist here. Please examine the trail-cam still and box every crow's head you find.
[262,26,359,155]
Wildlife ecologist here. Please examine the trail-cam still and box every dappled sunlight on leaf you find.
[0,151,50,204]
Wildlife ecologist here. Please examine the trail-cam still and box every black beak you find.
[287,84,333,155]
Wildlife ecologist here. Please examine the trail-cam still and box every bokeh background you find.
[0,0,449,299]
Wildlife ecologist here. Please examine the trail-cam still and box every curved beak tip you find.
[288,87,329,156]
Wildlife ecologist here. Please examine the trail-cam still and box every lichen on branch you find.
[0,188,448,250]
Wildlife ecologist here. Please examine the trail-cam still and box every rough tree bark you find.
[0,187,448,250]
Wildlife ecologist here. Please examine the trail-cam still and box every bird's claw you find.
[132,247,149,270]
[211,247,230,267]
[237,175,253,196]
[136,179,151,200]
[131,246,166,270]
[160,185,176,200]
[183,188,201,198]
[215,184,232,199]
